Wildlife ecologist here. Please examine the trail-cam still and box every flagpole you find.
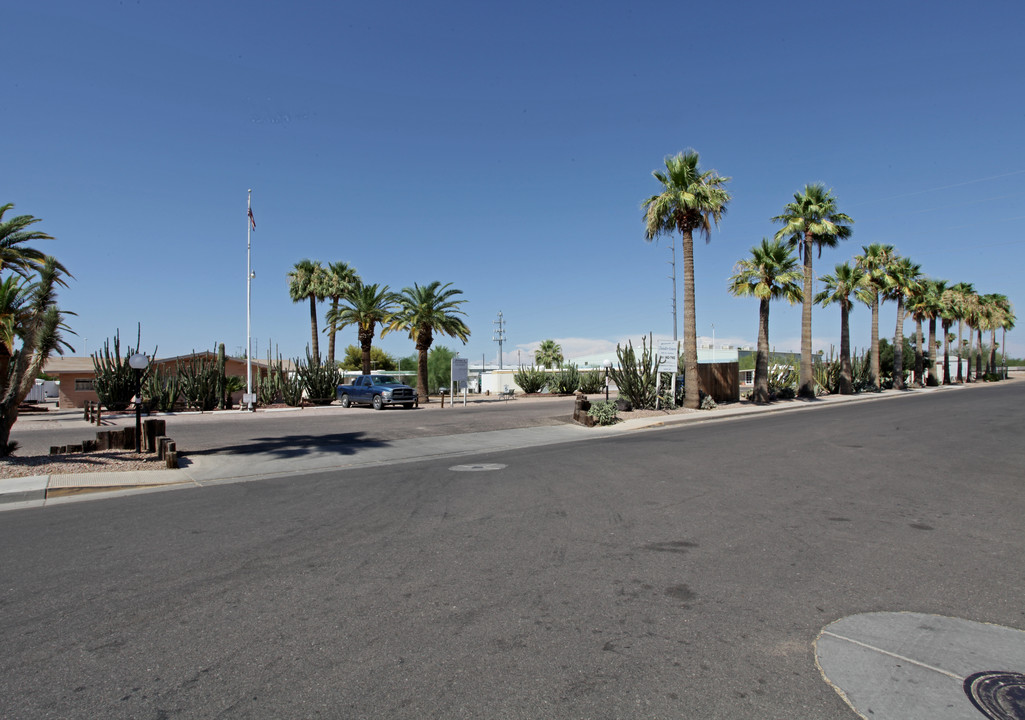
[246,189,254,411]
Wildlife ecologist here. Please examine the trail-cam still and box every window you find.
[74,379,94,392]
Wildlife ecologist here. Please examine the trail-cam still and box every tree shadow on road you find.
[182,431,387,460]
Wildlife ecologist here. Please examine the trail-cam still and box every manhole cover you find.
[965,671,1025,720]
[449,463,506,472]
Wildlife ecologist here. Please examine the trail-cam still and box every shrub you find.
[587,400,618,426]
[578,369,606,394]
[514,365,548,394]
[656,371,685,409]
[549,363,581,394]
[608,336,658,410]
[700,395,718,410]
[177,355,220,411]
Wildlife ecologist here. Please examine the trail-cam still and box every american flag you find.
[248,207,256,230]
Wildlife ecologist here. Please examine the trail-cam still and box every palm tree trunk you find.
[956,321,964,382]
[893,299,906,390]
[913,318,924,386]
[926,317,938,386]
[309,296,320,360]
[1001,327,1007,378]
[976,327,984,378]
[682,229,700,409]
[752,298,770,404]
[839,304,853,395]
[966,324,975,382]
[417,343,430,402]
[798,232,815,398]
[942,321,951,384]
[359,323,374,375]
[989,328,997,376]
[870,292,880,390]
[327,298,338,364]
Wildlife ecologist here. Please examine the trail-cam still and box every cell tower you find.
[492,311,506,369]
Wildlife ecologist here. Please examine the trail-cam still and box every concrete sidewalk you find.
[0,383,967,511]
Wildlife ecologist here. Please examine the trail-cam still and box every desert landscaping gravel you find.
[0,451,165,479]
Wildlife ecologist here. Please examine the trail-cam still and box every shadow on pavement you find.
[182,431,387,460]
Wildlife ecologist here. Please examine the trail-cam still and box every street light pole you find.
[128,352,149,453]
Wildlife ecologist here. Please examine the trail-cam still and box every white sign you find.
[451,357,469,383]
[657,341,679,373]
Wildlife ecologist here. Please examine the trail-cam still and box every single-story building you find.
[43,353,278,409]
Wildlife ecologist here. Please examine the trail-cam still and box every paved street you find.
[1,383,1022,718]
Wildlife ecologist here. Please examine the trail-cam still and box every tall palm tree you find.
[0,275,29,382]
[326,280,397,376]
[960,286,981,382]
[885,257,922,390]
[288,259,327,360]
[773,184,853,398]
[534,339,563,369]
[729,238,803,403]
[385,281,470,402]
[947,282,974,382]
[938,285,958,384]
[998,299,1016,378]
[643,150,731,410]
[981,293,1008,375]
[919,279,948,386]
[323,261,360,365]
[815,262,870,395]
[907,279,931,387]
[854,243,896,390]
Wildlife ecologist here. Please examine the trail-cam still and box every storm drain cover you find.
[965,671,1025,720]
[449,463,506,472]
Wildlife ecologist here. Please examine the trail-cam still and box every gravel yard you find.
[0,450,166,479]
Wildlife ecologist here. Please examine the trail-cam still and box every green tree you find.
[0,256,74,454]
[947,282,975,382]
[339,345,397,372]
[884,256,922,390]
[997,298,1016,376]
[427,346,457,393]
[322,261,360,365]
[917,279,948,386]
[643,150,731,409]
[326,280,397,375]
[385,281,470,402]
[773,184,853,398]
[534,339,563,369]
[728,238,803,403]
[288,259,327,360]
[815,262,870,395]
[854,243,897,389]
[0,202,67,279]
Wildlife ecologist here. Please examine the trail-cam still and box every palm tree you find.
[773,184,853,398]
[907,279,931,387]
[326,280,397,376]
[288,259,327,360]
[534,339,563,369]
[885,257,922,390]
[643,150,731,410]
[323,261,360,365]
[855,244,897,389]
[385,281,470,402]
[938,285,957,384]
[981,293,1009,376]
[998,300,1016,378]
[729,238,803,403]
[815,262,869,395]
[947,282,974,382]
[0,203,64,278]
[960,286,981,382]
[919,279,948,386]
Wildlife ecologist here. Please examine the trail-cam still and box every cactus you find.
[608,334,658,410]
[92,329,154,411]
[294,350,340,405]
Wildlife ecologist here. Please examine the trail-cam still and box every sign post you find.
[451,357,469,407]
[656,340,679,410]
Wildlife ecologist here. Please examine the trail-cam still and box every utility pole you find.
[492,311,506,370]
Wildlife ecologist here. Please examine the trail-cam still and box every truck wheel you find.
[372,395,384,410]
[402,403,414,409]
[340,394,351,408]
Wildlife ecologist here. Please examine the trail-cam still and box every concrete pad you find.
[816,612,1025,719]
[0,474,48,503]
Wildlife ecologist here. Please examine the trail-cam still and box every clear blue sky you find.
[6,1,1024,366]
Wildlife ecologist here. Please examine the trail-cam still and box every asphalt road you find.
[1,383,1022,719]
[9,397,576,456]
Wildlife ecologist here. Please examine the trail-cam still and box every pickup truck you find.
[337,375,418,410]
